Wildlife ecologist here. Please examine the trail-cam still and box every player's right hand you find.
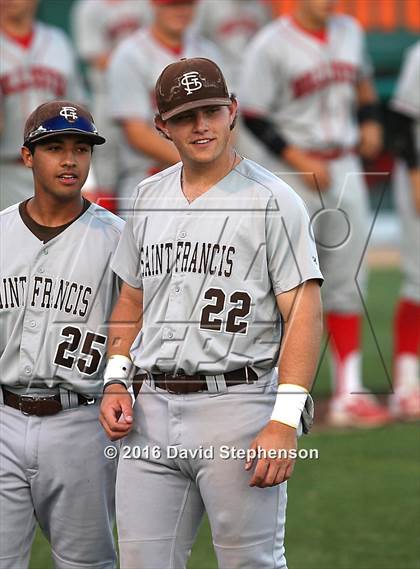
[409,168,420,215]
[299,158,330,192]
[283,146,331,192]
[99,384,134,441]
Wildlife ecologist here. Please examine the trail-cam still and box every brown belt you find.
[140,367,258,395]
[1,387,94,416]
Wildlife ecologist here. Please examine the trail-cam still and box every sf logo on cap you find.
[59,106,78,123]
[180,71,203,95]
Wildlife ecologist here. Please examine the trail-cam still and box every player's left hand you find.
[245,420,297,488]
[358,121,383,161]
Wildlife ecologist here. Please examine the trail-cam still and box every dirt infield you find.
[367,246,400,267]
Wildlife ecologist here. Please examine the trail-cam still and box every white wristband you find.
[103,355,133,390]
[270,383,309,429]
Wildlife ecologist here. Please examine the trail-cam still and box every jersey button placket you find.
[158,218,187,358]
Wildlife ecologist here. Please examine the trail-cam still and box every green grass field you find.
[29,268,420,569]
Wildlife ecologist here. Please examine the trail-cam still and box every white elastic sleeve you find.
[103,355,134,390]
[270,383,309,429]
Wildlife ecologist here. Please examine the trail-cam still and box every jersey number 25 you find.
[54,325,107,376]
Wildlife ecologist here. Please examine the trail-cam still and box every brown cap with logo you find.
[23,100,106,147]
[155,58,232,121]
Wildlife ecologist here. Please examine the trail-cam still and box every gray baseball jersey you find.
[111,156,322,568]
[239,14,372,314]
[107,27,221,200]
[0,22,85,209]
[192,0,271,93]
[0,201,123,568]
[391,41,420,303]
[111,157,322,374]
[0,202,124,397]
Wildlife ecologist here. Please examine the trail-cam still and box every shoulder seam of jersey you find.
[0,203,20,217]
[234,170,274,199]
[85,205,124,234]
[137,163,183,191]
[234,161,282,199]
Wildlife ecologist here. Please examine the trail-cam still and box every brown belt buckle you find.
[164,371,186,394]
[19,394,61,416]
[163,369,203,394]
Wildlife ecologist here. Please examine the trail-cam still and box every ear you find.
[228,97,238,131]
[154,115,172,141]
[21,146,33,168]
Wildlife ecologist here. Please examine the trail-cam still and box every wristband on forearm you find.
[103,355,133,390]
[388,110,418,168]
[357,103,381,124]
[270,383,309,429]
[103,380,128,392]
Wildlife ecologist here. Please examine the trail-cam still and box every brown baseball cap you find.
[155,58,232,121]
[23,100,106,147]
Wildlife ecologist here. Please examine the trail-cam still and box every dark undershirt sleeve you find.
[387,109,418,169]
[242,114,288,157]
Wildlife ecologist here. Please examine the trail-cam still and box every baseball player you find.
[71,0,152,209]
[107,0,222,212]
[388,41,420,420]
[192,0,272,94]
[100,57,323,569]
[240,0,391,427]
[0,0,86,211]
[0,101,124,568]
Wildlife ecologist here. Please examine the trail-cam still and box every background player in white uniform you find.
[0,0,85,210]
[100,57,323,569]
[192,0,273,173]
[388,41,420,420]
[72,0,152,209]
[107,0,221,212]
[240,0,391,427]
[192,0,272,94]
[0,101,123,568]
